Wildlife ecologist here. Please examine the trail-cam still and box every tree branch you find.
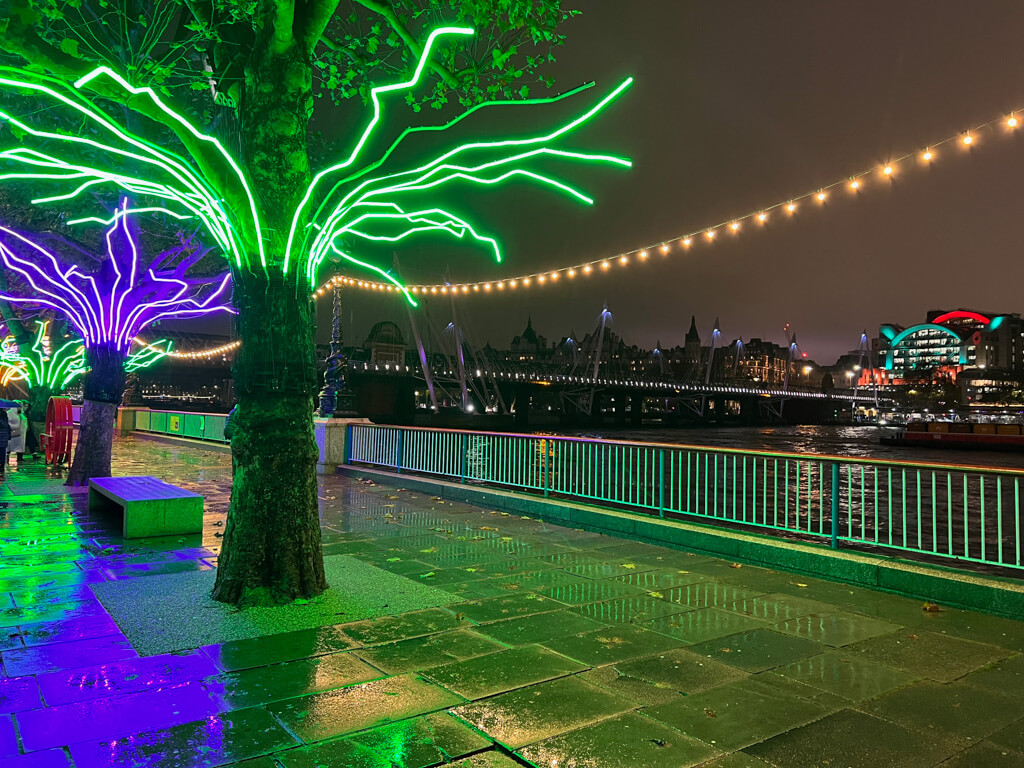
[301,0,343,53]
[351,0,459,88]
[271,0,297,54]
[0,16,246,231]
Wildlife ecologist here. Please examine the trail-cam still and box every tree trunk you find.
[66,345,126,486]
[210,271,326,606]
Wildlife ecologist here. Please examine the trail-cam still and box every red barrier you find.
[41,396,74,464]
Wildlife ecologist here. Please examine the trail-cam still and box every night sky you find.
[320,1,1024,365]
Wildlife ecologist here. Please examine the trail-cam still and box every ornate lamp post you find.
[318,283,356,416]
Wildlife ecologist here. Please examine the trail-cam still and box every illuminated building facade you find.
[879,309,1024,382]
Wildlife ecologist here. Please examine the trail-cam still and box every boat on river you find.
[880,421,1024,451]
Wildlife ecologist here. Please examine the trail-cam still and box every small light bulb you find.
[883,165,893,175]
[922,150,933,161]
[473,284,480,291]
[660,243,669,253]
[757,212,768,222]
[550,272,559,280]
[786,203,797,213]
[583,265,592,273]
[483,283,491,291]
[601,260,610,269]
[1009,116,1019,128]
[509,280,517,288]
[431,287,437,293]
[619,255,628,265]
[568,269,576,277]
[441,286,448,293]
[682,237,692,247]
[523,277,531,285]
[537,275,546,283]
[962,134,973,145]
[816,191,826,202]
[462,285,469,292]
[730,221,740,231]
[497,282,504,289]
[706,229,716,240]
[639,250,648,259]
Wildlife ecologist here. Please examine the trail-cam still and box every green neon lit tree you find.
[0,321,173,393]
[0,2,630,606]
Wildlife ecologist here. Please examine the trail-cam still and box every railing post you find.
[831,462,840,549]
[396,429,404,474]
[343,423,352,465]
[543,439,550,497]
[658,449,665,517]
[460,432,467,483]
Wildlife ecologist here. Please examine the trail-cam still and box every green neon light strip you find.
[284,25,474,273]
[337,207,501,263]
[305,78,633,284]
[308,143,631,284]
[329,249,418,307]
[125,339,173,372]
[74,67,265,269]
[0,76,240,263]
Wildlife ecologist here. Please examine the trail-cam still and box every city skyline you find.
[321,0,1024,363]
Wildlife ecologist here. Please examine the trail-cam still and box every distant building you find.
[363,321,406,364]
[510,317,547,362]
[878,309,1024,382]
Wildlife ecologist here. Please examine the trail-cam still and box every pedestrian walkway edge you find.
[337,465,1024,620]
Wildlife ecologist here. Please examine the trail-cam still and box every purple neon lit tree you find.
[0,199,233,484]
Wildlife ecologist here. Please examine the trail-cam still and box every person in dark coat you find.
[0,410,11,477]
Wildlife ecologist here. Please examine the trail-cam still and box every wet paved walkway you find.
[1,434,1024,767]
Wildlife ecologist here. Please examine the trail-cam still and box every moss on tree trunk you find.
[211,271,326,605]
[67,345,125,486]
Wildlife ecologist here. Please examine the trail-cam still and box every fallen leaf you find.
[704,709,717,719]
[650,591,665,599]
[621,563,637,570]
[420,572,436,578]
[386,557,402,563]
[793,583,809,588]
[729,563,742,569]
[922,602,942,612]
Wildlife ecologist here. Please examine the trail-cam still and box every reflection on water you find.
[569,425,1024,471]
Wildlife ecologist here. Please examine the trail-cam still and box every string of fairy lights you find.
[148,107,1024,360]
[312,109,1023,299]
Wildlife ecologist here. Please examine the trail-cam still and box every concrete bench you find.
[88,476,204,538]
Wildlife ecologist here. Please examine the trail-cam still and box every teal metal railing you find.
[347,424,1024,573]
[132,409,229,443]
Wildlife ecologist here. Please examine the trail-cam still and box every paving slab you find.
[68,706,297,768]
[518,712,720,768]
[542,624,684,666]
[424,645,586,699]
[205,651,384,709]
[845,628,1010,682]
[864,681,1024,742]
[353,629,505,674]
[686,628,827,673]
[643,677,839,751]
[646,607,768,644]
[745,708,962,768]
[452,675,634,749]
[773,650,921,701]
[267,673,464,743]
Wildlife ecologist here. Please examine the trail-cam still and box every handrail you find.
[345,422,1024,477]
[346,423,1024,574]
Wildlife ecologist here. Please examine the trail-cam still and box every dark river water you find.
[555,424,1024,471]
